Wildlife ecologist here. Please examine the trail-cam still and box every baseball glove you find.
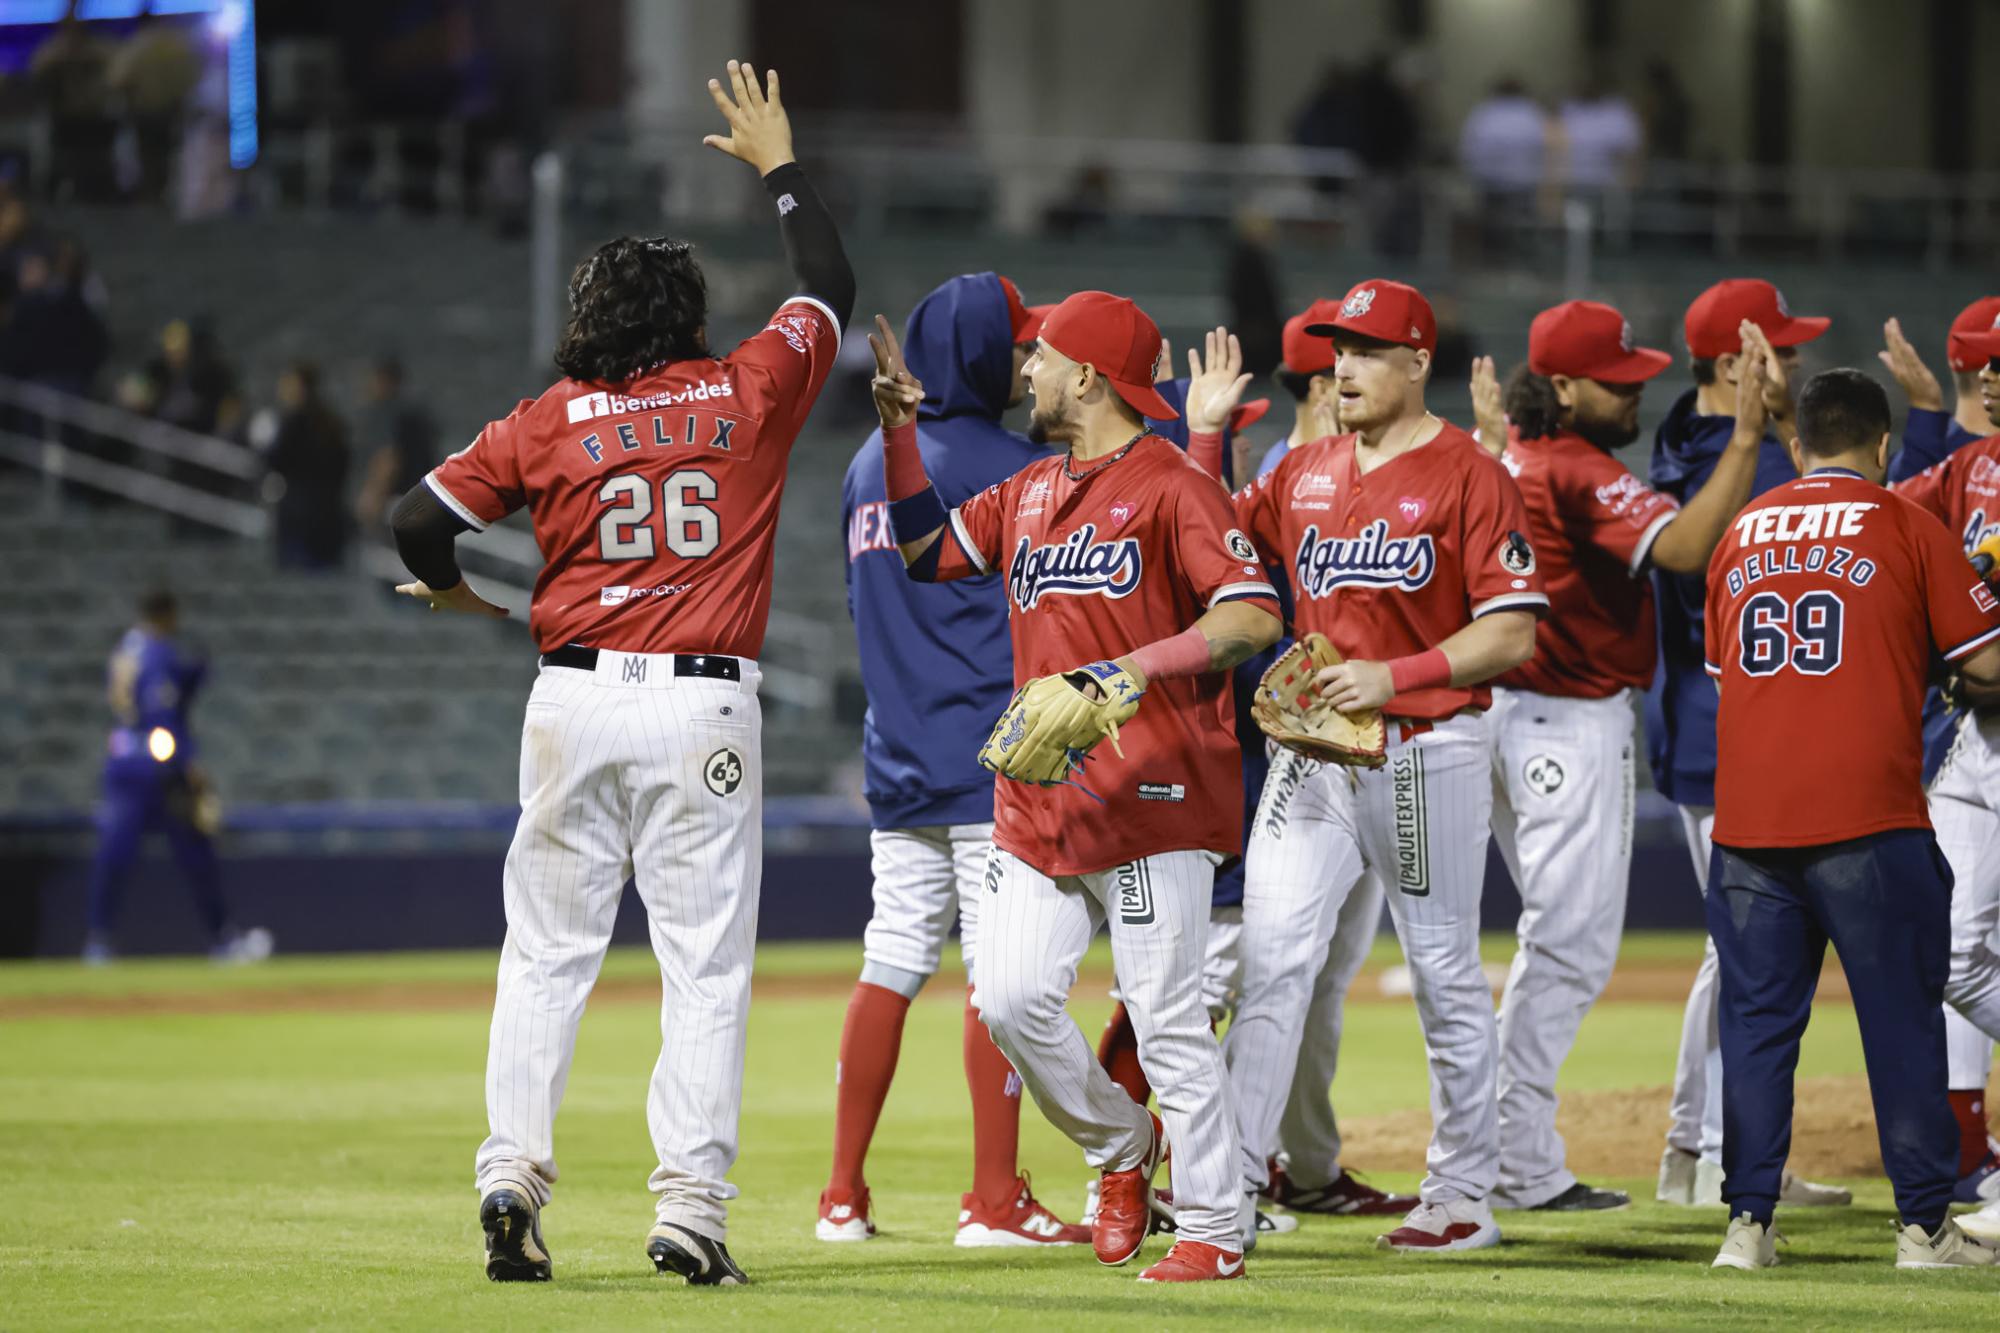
[1252,632,1387,768]
[978,660,1144,786]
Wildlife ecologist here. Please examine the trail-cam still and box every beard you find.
[1027,399,1074,447]
[1572,411,1639,450]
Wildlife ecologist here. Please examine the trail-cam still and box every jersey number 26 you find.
[598,469,720,561]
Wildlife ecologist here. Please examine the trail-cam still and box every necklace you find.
[1357,412,1436,472]
[1064,428,1151,482]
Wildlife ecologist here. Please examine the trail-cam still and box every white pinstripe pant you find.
[1227,714,1498,1204]
[862,823,993,979]
[1926,712,2000,1088]
[475,654,763,1242]
[976,846,1239,1246]
[1272,872,1385,1186]
[1665,804,1723,1162]
[1488,687,1636,1205]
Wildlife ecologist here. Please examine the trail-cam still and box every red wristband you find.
[1387,648,1451,695]
[883,419,929,501]
[1127,624,1211,683]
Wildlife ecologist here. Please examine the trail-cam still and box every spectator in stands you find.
[30,17,117,203]
[264,361,351,571]
[0,245,108,396]
[1292,54,1424,250]
[109,17,200,202]
[85,587,271,966]
[1458,76,1551,255]
[1041,162,1113,237]
[120,317,239,436]
[351,355,439,538]
[1639,58,1693,164]
[1557,67,1643,192]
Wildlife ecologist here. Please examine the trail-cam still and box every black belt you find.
[539,644,742,681]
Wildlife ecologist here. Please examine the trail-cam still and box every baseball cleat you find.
[1779,1170,1852,1207]
[954,1174,1089,1247]
[1657,1146,1698,1205]
[1692,1157,1725,1206]
[1269,1162,1418,1217]
[1896,1217,1999,1269]
[1954,1149,2000,1205]
[1375,1199,1499,1254]
[646,1221,748,1285]
[1955,1197,2000,1244]
[1081,1177,1099,1228]
[1502,1181,1630,1212]
[1138,1239,1245,1283]
[1094,1111,1165,1266]
[1711,1213,1779,1270]
[479,1189,551,1282]
[815,1186,875,1242]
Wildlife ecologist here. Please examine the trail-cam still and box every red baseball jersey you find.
[1234,422,1550,718]
[1496,429,1680,697]
[1704,469,2000,848]
[425,295,841,657]
[1892,432,2000,554]
[936,434,1279,876]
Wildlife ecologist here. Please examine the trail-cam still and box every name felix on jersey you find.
[1292,518,1436,599]
[1008,523,1142,610]
[578,409,739,465]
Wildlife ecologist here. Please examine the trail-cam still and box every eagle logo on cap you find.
[1991,313,2000,331]
[1342,288,1376,318]
[1619,321,1634,353]
[1775,288,1792,317]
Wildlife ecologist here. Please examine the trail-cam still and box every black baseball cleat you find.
[647,1221,749,1286]
[1529,1182,1631,1212]
[480,1189,552,1281]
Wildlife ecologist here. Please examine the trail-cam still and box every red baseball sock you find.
[827,981,911,1195]
[1096,1001,1152,1107]
[1949,1088,1992,1176]
[965,988,1024,1212]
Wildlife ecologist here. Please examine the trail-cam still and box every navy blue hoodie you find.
[1643,386,1798,807]
[842,274,1045,830]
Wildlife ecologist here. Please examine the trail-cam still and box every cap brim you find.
[1958,330,2000,361]
[1583,346,1673,384]
[1229,399,1272,433]
[1114,379,1178,420]
[1765,315,1831,349]
[1017,304,1055,343]
[1308,319,1408,351]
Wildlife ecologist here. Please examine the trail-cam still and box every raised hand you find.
[1737,319,1792,424]
[1469,354,1506,457]
[867,313,925,429]
[1184,325,1253,434]
[395,579,508,618]
[1879,317,1944,412]
[702,60,795,175]
[1730,325,1772,447]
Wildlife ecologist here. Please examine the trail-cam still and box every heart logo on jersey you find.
[1109,501,1136,528]
[1397,496,1427,524]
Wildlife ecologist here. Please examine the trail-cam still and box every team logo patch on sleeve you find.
[1975,583,1999,614]
[1500,531,1537,575]
[1226,529,1258,563]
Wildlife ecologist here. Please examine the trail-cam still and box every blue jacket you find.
[842,273,1046,830]
[103,626,205,781]
[1642,387,1798,807]
[1891,407,1985,484]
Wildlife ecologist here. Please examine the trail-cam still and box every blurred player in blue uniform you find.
[822,272,1089,1247]
[84,590,269,964]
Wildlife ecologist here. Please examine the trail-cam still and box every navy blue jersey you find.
[1642,387,1797,807]
[843,273,1046,829]
[104,626,205,778]
[1892,407,1986,485]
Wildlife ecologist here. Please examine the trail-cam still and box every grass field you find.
[5,931,1997,1329]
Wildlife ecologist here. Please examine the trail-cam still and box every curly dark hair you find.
[1502,364,1563,440]
[554,236,710,385]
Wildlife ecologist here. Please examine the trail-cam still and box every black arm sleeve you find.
[390,483,471,591]
[761,162,854,327]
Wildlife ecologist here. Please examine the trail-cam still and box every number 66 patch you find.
[704,747,745,797]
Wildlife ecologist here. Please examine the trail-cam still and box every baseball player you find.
[870,290,1283,1283]
[1200,278,1550,1254]
[1883,298,2000,482]
[388,63,851,1286]
[83,589,270,965]
[1476,302,1765,1212]
[1646,279,1850,1209]
[1702,366,2000,1272]
[822,271,1087,1248]
[1888,328,2000,1230]
[1255,299,1345,479]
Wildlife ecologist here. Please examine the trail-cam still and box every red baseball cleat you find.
[1268,1160,1419,1217]
[815,1186,875,1242]
[1138,1239,1246,1283]
[955,1173,1090,1247]
[1376,1199,1500,1253]
[1094,1111,1166,1266]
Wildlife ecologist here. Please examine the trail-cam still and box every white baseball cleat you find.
[1779,1170,1852,1207]
[1693,1157,1725,1206]
[1711,1213,1779,1270]
[1955,1197,2000,1244]
[1657,1146,1698,1205]
[1896,1217,1998,1269]
[1375,1199,1499,1254]
[815,1188,875,1242]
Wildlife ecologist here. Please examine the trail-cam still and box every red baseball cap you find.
[1947,297,2000,372]
[1230,398,1272,433]
[1683,279,1829,359]
[1281,299,1344,375]
[1528,300,1671,383]
[1037,290,1177,420]
[997,275,1039,343]
[1305,279,1437,355]
[1017,303,1056,343]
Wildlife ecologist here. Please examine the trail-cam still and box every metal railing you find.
[0,375,836,712]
